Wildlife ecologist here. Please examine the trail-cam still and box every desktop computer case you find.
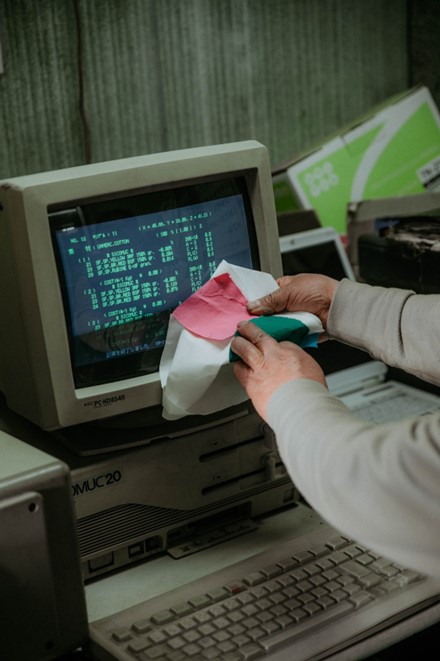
[69,410,298,580]
[0,431,88,660]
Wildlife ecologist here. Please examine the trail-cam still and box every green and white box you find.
[273,86,440,234]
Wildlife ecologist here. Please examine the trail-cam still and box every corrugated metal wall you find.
[0,0,410,177]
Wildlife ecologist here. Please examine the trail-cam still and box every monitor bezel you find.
[0,141,282,430]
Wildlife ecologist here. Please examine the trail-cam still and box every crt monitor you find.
[0,141,282,434]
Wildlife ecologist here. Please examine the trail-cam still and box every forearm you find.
[327,279,440,386]
[268,379,440,576]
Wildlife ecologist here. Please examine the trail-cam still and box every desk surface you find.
[85,504,323,621]
[85,503,440,660]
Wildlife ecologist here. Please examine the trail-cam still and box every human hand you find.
[247,274,339,330]
[231,320,327,421]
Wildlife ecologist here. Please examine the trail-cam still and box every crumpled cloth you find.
[159,261,322,419]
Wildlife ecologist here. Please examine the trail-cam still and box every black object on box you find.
[358,218,440,293]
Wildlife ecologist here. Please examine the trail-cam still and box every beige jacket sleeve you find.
[267,280,440,576]
[327,279,440,386]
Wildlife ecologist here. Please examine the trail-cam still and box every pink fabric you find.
[173,273,255,340]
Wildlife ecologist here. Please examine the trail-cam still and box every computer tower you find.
[0,431,88,660]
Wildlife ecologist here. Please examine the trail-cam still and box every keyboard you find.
[87,524,440,661]
[351,390,440,425]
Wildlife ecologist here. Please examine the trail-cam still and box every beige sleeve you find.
[327,279,440,386]
[267,378,440,576]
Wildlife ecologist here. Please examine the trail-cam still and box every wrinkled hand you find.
[247,274,339,330]
[231,321,327,421]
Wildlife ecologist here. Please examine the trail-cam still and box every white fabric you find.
[160,261,322,420]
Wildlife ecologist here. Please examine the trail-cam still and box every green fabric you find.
[229,317,310,362]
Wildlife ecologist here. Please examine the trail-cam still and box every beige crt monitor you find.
[0,141,282,434]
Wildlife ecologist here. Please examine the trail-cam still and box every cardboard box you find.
[272,86,440,234]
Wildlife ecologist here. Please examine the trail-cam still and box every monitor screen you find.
[51,176,259,389]
[281,240,347,279]
[0,141,282,433]
[279,227,355,281]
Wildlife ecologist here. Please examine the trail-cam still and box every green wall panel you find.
[0,0,409,178]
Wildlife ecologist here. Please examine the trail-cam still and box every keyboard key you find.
[309,574,326,587]
[303,601,322,616]
[183,629,201,643]
[326,536,349,550]
[225,581,245,594]
[247,626,266,641]
[261,564,282,578]
[231,633,251,647]
[303,561,322,576]
[290,568,308,581]
[290,607,308,623]
[179,617,198,631]
[297,592,315,605]
[150,609,174,626]
[208,604,227,617]
[291,549,314,564]
[311,586,328,599]
[268,592,286,605]
[343,544,362,559]
[228,623,246,636]
[243,572,265,586]
[222,597,241,612]
[199,623,216,637]
[349,591,374,608]
[260,602,354,653]
[227,611,245,624]
[397,569,420,584]
[277,614,294,629]
[171,602,193,617]
[260,620,280,636]
[315,557,335,571]
[206,587,229,601]
[308,543,328,558]
[111,626,132,642]
[213,629,230,642]
[198,635,216,649]
[277,557,298,571]
[270,604,288,617]
[213,616,231,630]
[167,651,186,661]
[331,589,349,603]
[126,637,150,654]
[242,604,259,617]
[168,637,186,650]
[201,648,221,659]
[359,572,382,588]
[316,595,336,609]
[194,610,212,624]
[148,630,168,645]
[339,560,370,578]
[189,594,211,609]
[332,550,352,565]
[357,553,375,566]
[239,642,265,659]
[182,642,202,656]
[217,640,237,653]
[297,578,314,592]
[163,623,182,637]
[242,616,260,630]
